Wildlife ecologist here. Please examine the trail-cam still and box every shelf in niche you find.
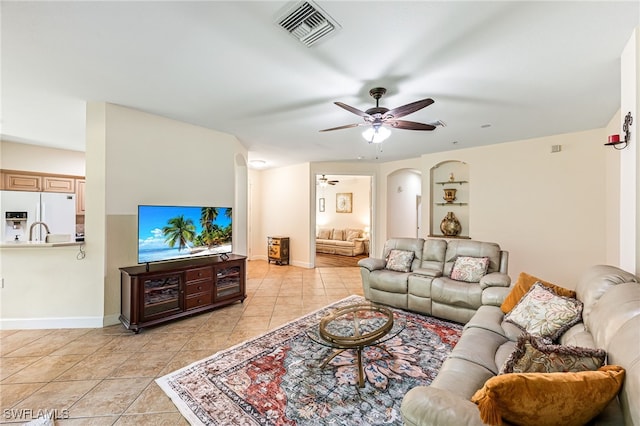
[435,180,468,185]
[428,234,471,239]
[435,202,468,206]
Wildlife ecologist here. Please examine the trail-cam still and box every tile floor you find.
[0,260,364,425]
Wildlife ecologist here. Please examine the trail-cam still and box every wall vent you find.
[276,1,341,47]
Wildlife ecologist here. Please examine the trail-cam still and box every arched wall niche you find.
[386,168,422,238]
[429,160,470,239]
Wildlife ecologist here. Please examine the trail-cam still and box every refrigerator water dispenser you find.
[5,211,28,241]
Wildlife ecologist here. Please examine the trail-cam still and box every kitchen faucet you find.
[29,221,50,242]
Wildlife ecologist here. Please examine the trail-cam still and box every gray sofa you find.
[401,264,640,425]
[358,238,510,324]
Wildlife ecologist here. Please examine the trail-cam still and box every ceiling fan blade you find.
[334,102,372,118]
[386,120,436,131]
[319,123,364,132]
[385,98,434,119]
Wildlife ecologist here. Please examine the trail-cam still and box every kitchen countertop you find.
[0,241,84,248]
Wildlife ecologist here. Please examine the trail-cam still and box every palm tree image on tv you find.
[138,205,232,263]
[162,215,197,252]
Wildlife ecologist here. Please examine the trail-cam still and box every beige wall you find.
[316,175,371,231]
[95,103,247,324]
[0,140,85,176]
[415,128,608,288]
[250,163,311,267]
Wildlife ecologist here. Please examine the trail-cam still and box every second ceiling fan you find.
[320,87,436,143]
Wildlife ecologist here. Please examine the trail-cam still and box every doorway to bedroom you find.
[314,174,372,267]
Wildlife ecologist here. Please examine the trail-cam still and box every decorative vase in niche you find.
[440,212,462,236]
[443,188,457,203]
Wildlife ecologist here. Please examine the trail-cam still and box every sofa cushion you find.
[432,277,483,310]
[385,249,415,272]
[331,229,344,240]
[505,282,582,340]
[500,334,606,374]
[317,228,332,239]
[345,229,361,241]
[450,256,490,283]
[471,365,625,426]
[501,271,576,314]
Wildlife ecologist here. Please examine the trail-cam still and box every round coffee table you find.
[306,303,404,388]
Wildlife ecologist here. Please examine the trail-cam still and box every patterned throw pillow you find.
[505,282,583,341]
[345,230,361,242]
[450,256,490,282]
[500,334,606,374]
[385,249,415,273]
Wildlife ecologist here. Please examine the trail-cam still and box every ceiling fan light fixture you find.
[362,126,391,143]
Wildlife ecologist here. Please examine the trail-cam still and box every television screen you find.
[138,205,232,264]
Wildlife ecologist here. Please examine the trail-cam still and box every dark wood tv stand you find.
[119,254,246,333]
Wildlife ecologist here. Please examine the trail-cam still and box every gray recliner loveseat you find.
[358,237,510,324]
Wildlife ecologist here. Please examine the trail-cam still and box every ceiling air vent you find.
[276,1,341,47]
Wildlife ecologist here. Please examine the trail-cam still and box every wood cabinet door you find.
[75,179,86,215]
[43,176,75,193]
[3,172,42,191]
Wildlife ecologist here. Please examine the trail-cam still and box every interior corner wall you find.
[418,128,607,288]
[100,103,247,323]
[253,163,311,268]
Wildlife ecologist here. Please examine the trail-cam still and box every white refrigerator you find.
[1,190,76,242]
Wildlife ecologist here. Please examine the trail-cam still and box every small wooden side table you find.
[267,236,289,265]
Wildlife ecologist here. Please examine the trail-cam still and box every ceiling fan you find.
[320,87,436,143]
[317,174,339,186]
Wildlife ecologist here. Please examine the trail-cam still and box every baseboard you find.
[0,316,104,330]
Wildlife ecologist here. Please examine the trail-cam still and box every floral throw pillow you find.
[385,249,415,273]
[505,282,583,341]
[500,334,606,374]
[450,256,490,282]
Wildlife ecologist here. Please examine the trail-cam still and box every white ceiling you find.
[2,1,639,169]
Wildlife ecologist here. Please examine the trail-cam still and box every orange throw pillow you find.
[500,272,576,314]
[471,365,625,426]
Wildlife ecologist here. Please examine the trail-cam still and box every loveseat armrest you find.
[357,257,386,272]
[481,286,511,307]
[401,386,484,426]
[479,272,511,290]
[411,267,443,278]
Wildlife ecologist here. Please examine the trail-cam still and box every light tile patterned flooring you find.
[0,260,364,425]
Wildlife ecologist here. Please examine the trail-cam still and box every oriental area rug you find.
[156,295,463,425]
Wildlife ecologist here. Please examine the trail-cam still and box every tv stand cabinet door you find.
[214,259,246,303]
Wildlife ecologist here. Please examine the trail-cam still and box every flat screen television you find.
[138,205,232,264]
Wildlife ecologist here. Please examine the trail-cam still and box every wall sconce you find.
[605,112,633,150]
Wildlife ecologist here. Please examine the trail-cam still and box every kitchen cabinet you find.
[43,176,75,193]
[1,170,83,194]
[75,179,86,215]
[119,255,246,332]
[3,171,42,191]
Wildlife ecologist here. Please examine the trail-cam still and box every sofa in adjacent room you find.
[400,265,640,426]
[358,237,510,323]
[315,227,368,256]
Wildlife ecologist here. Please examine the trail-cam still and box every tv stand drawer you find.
[186,280,213,296]
[186,266,213,282]
[186,292,213,310]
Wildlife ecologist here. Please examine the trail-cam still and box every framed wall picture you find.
[319,197,325,212]
[336,192,352,213]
